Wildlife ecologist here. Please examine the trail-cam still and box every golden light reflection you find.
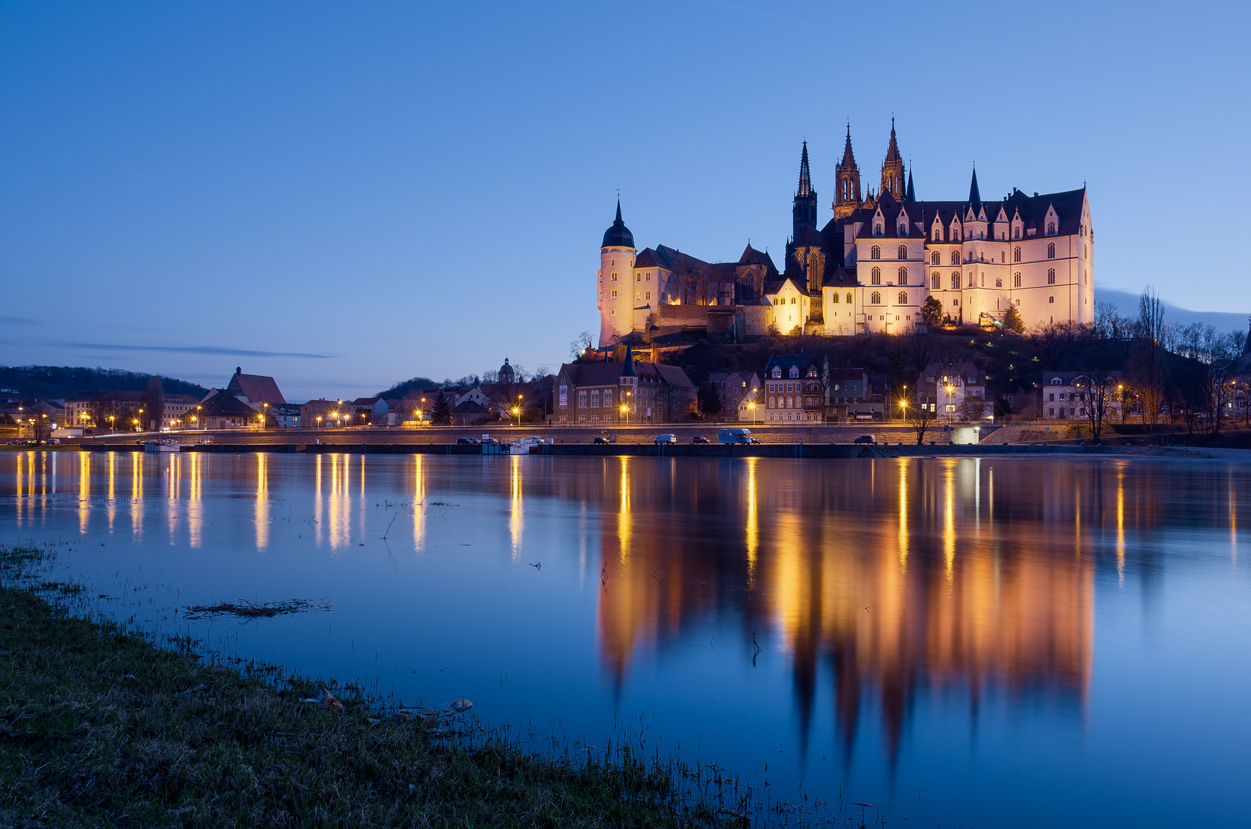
[188,451,202,548]
[255,453,269,551]
[1116,465,1125,584]
[896,458,909,572]
[78,451,90,535]
[314,454,324,546]
[943,459,956,584]
[166,455,180,543]
[745,457,758,589]
[509,453,523,559]
[129,452,143,541]
[412,454,426,552]
[106,451,116,532]
[617,456,632,561]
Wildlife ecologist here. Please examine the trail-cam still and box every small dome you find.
[601,199,634,248]
[499,357,515,381]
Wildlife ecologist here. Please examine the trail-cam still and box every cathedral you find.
[597,121,1094,347]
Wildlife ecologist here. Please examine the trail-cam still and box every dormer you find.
[950,217,962,242]
[1044,204,1059,236]
[872,207,885,237]
[771,366,782,379]
[931,214,945,242]
[1011,209,1023,240]
[789,365,799,379]
[896,206,910,237]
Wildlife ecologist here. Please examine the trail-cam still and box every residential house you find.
[350,397,388,426]
[707,371,761,422]
[1041,370,1124,420]
[554,346,695,425]
[762,353,829,424]
[198,389,263,430]
[918,361,990,422]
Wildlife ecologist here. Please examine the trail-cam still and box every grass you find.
[182,598,332,620]
[0,543,778,828]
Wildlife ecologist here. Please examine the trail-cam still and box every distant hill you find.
[0,366,208,401]
[1098,289,1249,335]
[376,376,440,399]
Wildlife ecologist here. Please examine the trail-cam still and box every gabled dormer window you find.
[789,366,799,379]
[772,367,781,378]
[1013,226,1021,240]
[874,223,883,237]
[1046,221,1056,236]
[898,224,907,236]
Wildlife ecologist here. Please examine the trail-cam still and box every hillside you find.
[0,366,208,401]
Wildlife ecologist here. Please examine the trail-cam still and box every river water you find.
[2,451,1248,826]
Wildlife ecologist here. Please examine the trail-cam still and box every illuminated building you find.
[598,121,1093,347]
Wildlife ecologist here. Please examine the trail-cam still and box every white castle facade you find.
[597,122,1093,347]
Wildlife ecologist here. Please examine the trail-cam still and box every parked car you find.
[690,435,709,444]
[653,434,677,444]
[853,434,876,444]
[593,437,610,444]
[456,437,480,445]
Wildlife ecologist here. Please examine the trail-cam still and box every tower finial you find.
[797,140,812,196]
[968,165,982,209]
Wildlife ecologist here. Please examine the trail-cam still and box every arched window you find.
[1048,296,1055,304]
[1047,268,1056,284]
[898,225,907,236]
[952,226,961,241]
[871,267,881,285]
[932,228,941,241]
[1047,243,1055,259]
[870,245,881,260]
[845,292,853,304]
[1013,226,1021,240]
[898,291,908,304]
[1046,221,1056,236]
[931,251,940,265]
[898,245,907,259]
[898,267,908,285]
[953,298,960,306]
[931,272,940,289]
[950,251,960,265]
[1013,247,1021,262]
[1013,272,1021,288]
[871,291,881,304]
[995,278,1002,288]
[831,292,839,304]
[950,273,960,290]
[874,223,883,237]
[968,273,975,288]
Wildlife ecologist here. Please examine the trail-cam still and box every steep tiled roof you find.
[226,368,286,406]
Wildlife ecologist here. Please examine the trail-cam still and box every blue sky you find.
[2,1,1246,400]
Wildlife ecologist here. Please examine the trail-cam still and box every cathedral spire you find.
[841,122,856,167]
[968,166,982,210]
[797,141,812,197]
[880,118,905,201]
[834,123,862,220]
[905,165,916,202]
[884,117,902,164]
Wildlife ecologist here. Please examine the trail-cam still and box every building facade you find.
[598,123,1093,347]
[555,347,695,425]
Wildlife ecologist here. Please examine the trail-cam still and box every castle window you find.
[931,251,940,265]
[636,274,640,281]
[871,268,881,285]
[1049,296,1055,304]
[1047,243,1055,259]
[968,274,975,288]
[871,291,881,304]
[952,227,961,241]
[610,290,618,299]
[1001,252,1005,263]
[612,272,618,281]
[897,291,908,304]
[870,245,881,260]
[1014,227,1021,240]
[898,267,907,285]
[874,224,883,237]
[950,273,959,290]
[933,228,941,241]
[1046,221,1056,236]
[636,291,640,300]
[931,272,940,289]
[1047,269,1056,284]
[1013,247,1021,263]
[897,245,907,259]
[950,251,960,265]
[995,278,1002,288]
[953,299,960,306]
[846,292,852,304]
[646,291,651,300]
[831,292,840,303]
[899,225,907,236]
[790,297,797,304]
[772,368,781,378]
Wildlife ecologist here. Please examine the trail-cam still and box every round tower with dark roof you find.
[598,198,637,348]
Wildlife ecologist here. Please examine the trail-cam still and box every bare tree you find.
[569,331,593,361]
[1137,285,1166,343]
[904,395,935,445]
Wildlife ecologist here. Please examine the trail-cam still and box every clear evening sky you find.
[2,1,1246,400]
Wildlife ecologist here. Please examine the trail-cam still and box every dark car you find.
[690,436,709,444]
[852,434,876,444]
[456,437,480,445]
[593,437,610,444]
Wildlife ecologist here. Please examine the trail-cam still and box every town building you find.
[762,353,829,424]
[598,122,1093,347]
[706,371,761,422]
[1041,371,1124,421]
[917,361,990,423]
[555,346,695,425]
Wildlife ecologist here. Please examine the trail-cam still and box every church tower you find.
[792,141,818,240]
[833,124,862,220]
[598,198,637,348]
[880,118,905,202]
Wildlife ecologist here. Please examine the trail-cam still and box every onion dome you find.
[601,198,634,248]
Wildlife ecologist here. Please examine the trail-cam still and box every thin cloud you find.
[67,342,335,359]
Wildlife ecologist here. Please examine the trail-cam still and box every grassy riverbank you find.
[0,543,763,827]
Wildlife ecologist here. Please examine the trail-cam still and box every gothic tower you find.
[880,117,905,202]
[792,141,818,240]
[598,198,637,348]
[833,124,862,220]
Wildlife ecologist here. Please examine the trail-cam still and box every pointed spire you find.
[602,196,634,248]
[884,117,902,164]
[621,341,636,377]
[797,141,812,196]
[968,166,981,209]
[614,196,623,224]
[841,122,856,167]
[905,166,915,202]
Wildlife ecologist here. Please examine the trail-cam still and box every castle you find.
[597,121,1094,347]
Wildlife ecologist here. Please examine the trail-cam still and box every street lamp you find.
[316,415,323,429]
[513,405,521,427]
[944,384,954,424]
[620,403,629,425]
